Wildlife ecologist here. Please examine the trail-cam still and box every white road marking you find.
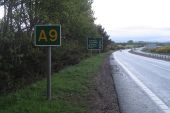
[114,53,170,113]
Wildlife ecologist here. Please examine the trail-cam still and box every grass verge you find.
[0,53,108,113]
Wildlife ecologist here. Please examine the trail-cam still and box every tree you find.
[0,0,111,92]
[127,40,134,44]
[96,25,111,51]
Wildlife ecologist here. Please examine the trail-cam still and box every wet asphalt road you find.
[111,50,170,113]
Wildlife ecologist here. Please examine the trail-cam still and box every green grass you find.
[0,53,108,113]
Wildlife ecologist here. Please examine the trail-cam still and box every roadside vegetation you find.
[0,53,108,113]
[0,0,111,93]
[150,46,170,55]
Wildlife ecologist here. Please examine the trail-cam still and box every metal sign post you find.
[99,49,101,55]
[47,46,51,100]
[35,24,61,100]
[91,49,92,56]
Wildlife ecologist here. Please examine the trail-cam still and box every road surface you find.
[111,50,170,113]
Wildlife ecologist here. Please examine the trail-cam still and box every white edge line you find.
[114,53,170,113]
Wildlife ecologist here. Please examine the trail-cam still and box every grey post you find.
[91,49,92,56]
[47,46,52,100]
[99,49,101,55]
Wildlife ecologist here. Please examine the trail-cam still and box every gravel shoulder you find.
[87,55,120,113]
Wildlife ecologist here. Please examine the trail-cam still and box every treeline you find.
[0,0,111,93]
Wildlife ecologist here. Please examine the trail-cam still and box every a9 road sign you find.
[35,25,61,46]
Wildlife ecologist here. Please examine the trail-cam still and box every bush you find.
[0,34,46,93]
[150,46,170,53]
[0,34,90,93]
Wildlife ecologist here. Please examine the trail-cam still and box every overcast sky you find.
[92,0,170,42]
[1,2,170,42]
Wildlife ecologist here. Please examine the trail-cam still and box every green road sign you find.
[35,25,61,100]
[87,38,103,50]
[35,25,61,46]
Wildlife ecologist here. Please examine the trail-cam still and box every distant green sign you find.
[35,25,61,46]
[87,38,103,50]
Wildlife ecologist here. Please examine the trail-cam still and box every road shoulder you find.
[87,55,120,113]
